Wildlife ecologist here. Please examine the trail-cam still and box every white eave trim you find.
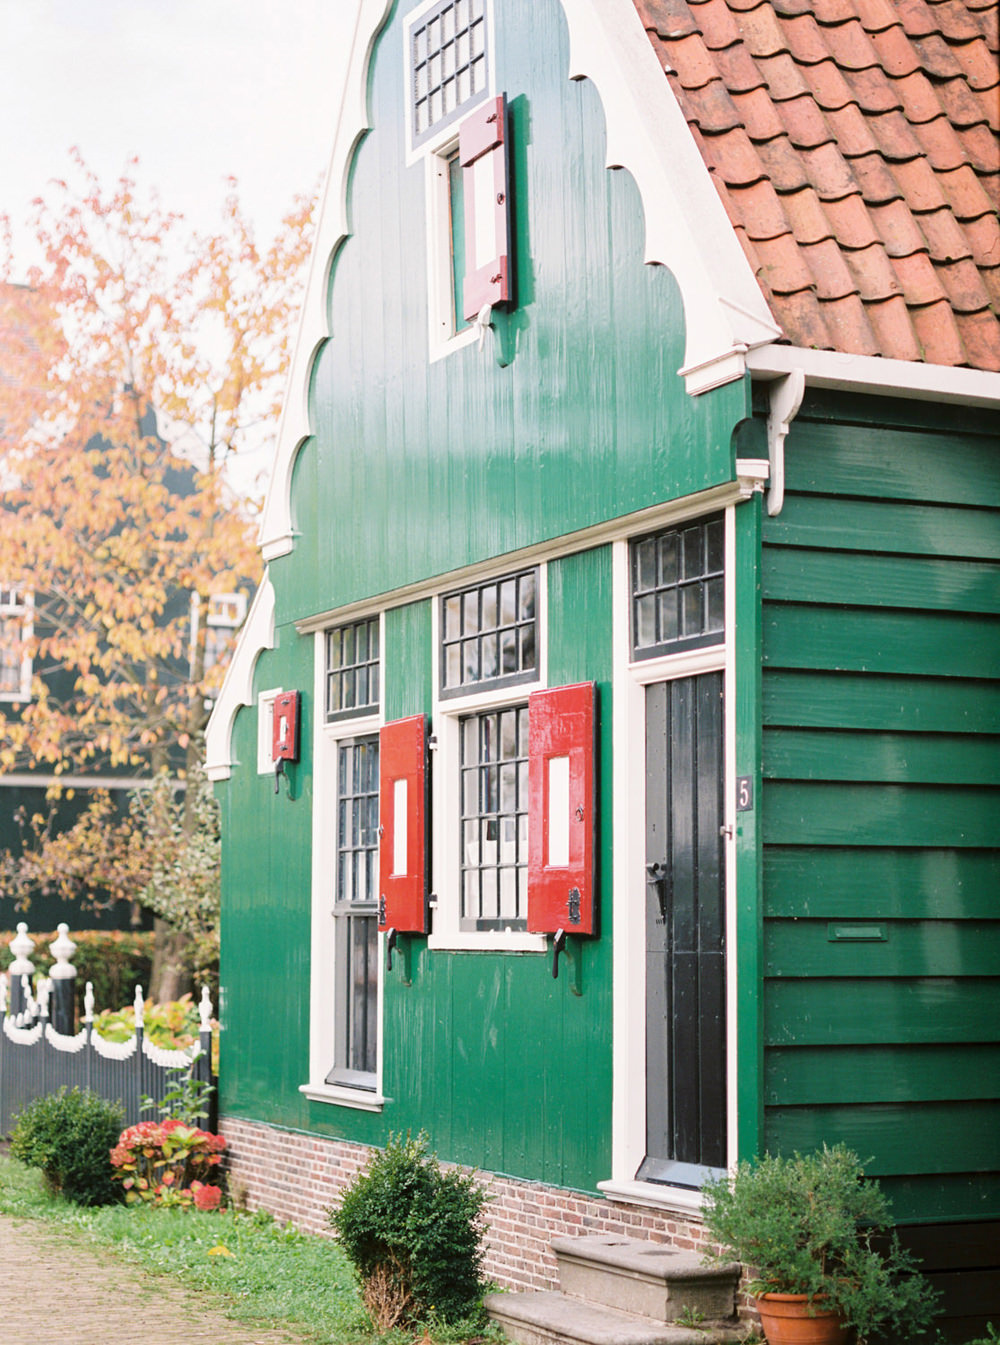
[204,576,276,782]
[748,344,1000,410]
[258,0,394,561]
[561,0,781,394]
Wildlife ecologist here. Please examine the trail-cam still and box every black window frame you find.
[458,703,530,933]
[440,567,538,698]
[325,616,380,723]
[629,515,725,661]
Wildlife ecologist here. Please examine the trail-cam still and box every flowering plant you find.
[110,1118,225,1210]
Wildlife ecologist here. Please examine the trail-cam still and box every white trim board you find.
[204,576,276,782]
[749,345,1000,410]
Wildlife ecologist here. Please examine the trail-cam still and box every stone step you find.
[484,1289,746,1345]
[552,1235,741,1322]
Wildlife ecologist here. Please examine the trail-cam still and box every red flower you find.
[193,1184,222,1211]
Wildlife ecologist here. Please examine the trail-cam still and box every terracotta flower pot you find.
[755,1293,855,1345]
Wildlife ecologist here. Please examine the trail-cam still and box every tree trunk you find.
[149,917,194,1002]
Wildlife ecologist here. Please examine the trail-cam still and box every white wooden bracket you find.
[766,368,805,517]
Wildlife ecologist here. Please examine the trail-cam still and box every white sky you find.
[0,0,354,275]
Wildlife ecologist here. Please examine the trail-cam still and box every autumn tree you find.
[0,152,314,997]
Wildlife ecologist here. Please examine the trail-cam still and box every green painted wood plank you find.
[763,605,1000,678]
[784,421,999,506]
[763,729,1000,785]
[881,1173,1000,1225]
[763,781,999,846]
[762,671,1000,734]
[763,549,1000,614]
[764,978,999,1045]
[763,497,1000,561]
[764,919,1000,977]
[764,1101,1000,1175]
[765,1044,1000,1105]
[385,600,433,720]
[764,847,1000,919]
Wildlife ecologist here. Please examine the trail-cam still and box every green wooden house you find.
[206,0,999,1336]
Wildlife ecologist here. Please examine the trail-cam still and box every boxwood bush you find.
[10,1087,124,1206]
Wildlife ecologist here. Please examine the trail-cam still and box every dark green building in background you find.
[206,0,999,1336]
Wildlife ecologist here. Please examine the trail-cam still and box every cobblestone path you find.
[0,1212,315,1344]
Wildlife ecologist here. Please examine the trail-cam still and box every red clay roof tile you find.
[869,197,934,255]
[782,12,830,63]
[894,69,951,123]
[894,0,940,40]
[931,0,986,44]
[844,238,906,297]
[822,191,882,246]
[802,140,863,198]
[824,101,879,155]
[911,113,973,169]
[731,85,788,138]
[755,50,813,98]
[712,40,769,90]
[866,294,925,358]
[954,309,1000,371]
[841,64,903,111]
[756,132,813,189]
[853,0,900,34]
[638,0,1000,370]
[729,178,795,237]
[823,291,883,352]
[869,24,924,76]
[869,108,927,160]
[948,35,1000,90]
[801,57,856,108]
[891,248,949,302]
[737,2,789,57]
[918,205,976,261]
[969,2,998,45]
[910,32,967,76]
[823,16,882,69]
[781,92,837,147]
[801,236,859,295]
[912,297,967,362]
[850,149,905,203]
[937,255,994,310]
[783,186,836,242]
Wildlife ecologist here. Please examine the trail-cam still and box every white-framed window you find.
[429,565,547,950]
[191,591,248,695]
[0,587,32,702]
[302,614,385,1110]
[257,687,284,774]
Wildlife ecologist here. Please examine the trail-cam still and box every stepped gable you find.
[634,0,1000,370]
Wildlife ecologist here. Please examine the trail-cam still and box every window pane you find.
[459,705,528,931]
[325,617,380,720]
[635,538,657,592]
[630,515,725,658]
[440,568,538,693]
[519,569,535,620]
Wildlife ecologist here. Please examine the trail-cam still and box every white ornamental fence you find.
[0,923,216,1136]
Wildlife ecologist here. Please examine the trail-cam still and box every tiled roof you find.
[635,0,1000,371]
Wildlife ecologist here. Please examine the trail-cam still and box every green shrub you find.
[330,1131,488,1331]
[10,1087,124,1206]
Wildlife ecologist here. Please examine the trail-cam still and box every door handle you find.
[645,860,669,921]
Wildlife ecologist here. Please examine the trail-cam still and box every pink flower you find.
[193,1184,222,1211]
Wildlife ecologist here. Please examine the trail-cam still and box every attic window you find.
[410,0,489,149]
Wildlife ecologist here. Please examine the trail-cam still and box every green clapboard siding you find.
[760,396,1000,1222]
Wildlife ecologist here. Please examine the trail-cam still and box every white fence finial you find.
[49,924,77,979]
[84,981,95,1023]
[133,985,145,1029]
[198,984,214,1032]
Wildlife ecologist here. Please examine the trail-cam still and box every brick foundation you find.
[220,1115,716,1293]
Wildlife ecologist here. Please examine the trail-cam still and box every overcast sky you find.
[0,0,354,275]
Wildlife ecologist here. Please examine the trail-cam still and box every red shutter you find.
[527,683,597,936]
[378,715,429,934]
[459,93,511,321]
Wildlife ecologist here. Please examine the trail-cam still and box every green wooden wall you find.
[760,392,1000,1224]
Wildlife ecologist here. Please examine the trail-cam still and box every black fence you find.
[0,923,217,1136]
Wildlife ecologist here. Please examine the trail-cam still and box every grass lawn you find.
[0,1154,500,1344]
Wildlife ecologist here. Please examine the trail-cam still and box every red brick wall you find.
[220,1115,715,1293]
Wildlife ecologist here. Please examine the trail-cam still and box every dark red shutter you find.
[527,683,597,936]
[459,93,511,320]
[378,715,429,934]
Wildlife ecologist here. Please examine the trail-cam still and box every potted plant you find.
[701,1144,939,1345]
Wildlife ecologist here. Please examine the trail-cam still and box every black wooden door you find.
[638,673,726,1187]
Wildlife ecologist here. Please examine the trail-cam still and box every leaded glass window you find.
[410,0,489,148]
[630,516,725,659]
[459,705,529,931]
[326,617,380,721]
[441,568,537,696]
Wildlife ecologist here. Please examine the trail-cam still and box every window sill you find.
[597,1179,706,1217]
[299,1082,387,1112]
[427,931,548,953]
